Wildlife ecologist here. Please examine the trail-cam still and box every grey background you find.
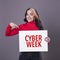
[0,0,60,60]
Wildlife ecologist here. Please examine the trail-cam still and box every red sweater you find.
[5,21,39,36]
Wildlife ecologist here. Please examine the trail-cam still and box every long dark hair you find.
[24,8,43,30]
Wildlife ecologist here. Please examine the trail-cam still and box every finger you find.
[15,25,19,28]
[45,37,50,43]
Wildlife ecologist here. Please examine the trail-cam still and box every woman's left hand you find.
[45,37,51,45]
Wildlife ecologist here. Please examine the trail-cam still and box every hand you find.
[10,22,19,29]
[45,37,51,44]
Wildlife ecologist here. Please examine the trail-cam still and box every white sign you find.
[19,30,48,52]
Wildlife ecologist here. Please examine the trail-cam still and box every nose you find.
[27,15,31,19]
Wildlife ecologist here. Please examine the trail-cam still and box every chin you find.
[28,20,33,22]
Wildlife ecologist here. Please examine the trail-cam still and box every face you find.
[26,9,34,22]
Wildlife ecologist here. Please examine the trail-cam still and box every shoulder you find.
[18,23,26,28]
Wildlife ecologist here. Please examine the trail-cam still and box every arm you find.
[5,24,19,36]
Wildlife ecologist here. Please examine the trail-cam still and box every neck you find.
[26,21,35,24]
[28,20,35,22]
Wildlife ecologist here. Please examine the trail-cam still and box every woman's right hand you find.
[9,22,19,29]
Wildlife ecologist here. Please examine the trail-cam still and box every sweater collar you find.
[26,21,35,24]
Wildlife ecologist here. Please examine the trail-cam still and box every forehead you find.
[27,9,32,14]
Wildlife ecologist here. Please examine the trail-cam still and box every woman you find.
[5,8,50,60]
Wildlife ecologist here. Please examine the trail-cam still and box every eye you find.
[30,13,33,16]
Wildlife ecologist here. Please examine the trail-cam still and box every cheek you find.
[30,16,34,19]
[26,15,28,19]
[26,14,34,20]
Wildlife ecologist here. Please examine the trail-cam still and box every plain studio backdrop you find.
[0,0,60,60]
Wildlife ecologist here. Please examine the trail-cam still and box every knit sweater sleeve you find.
[5,24,22,36]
